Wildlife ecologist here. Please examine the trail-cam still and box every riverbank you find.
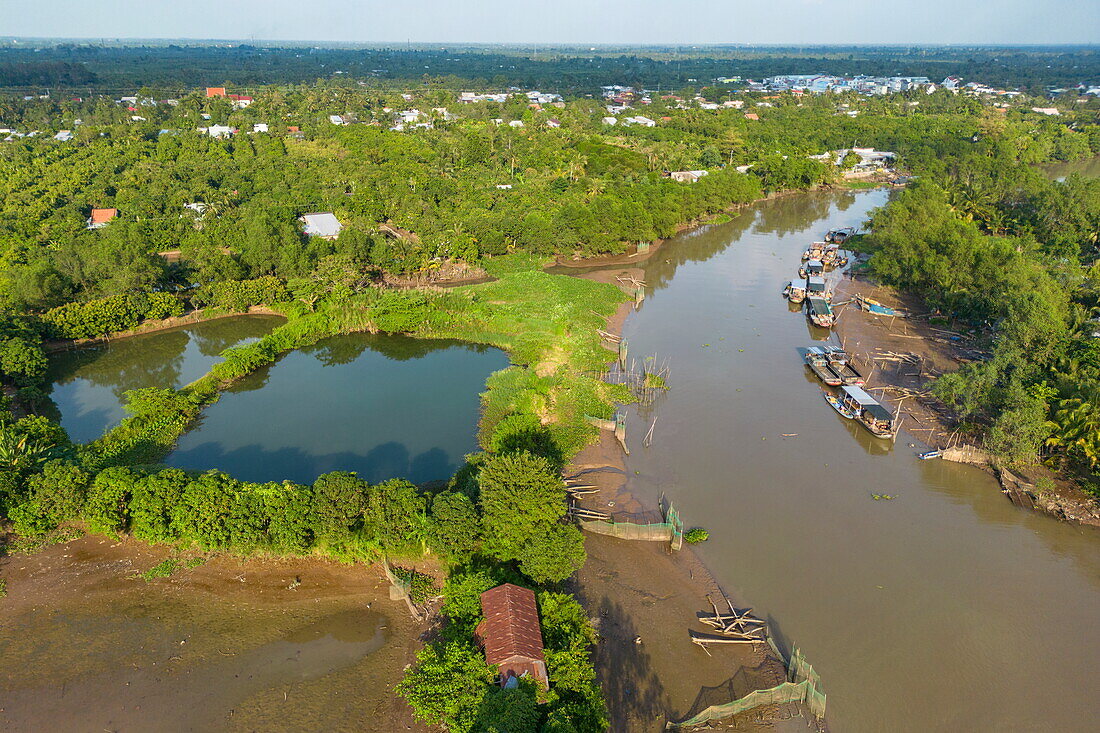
[553,186,833,271]
[566,268,796,731]
[0,532,432,732]
[832,271,1100,527]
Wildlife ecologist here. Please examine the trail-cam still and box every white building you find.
[299,212,343,239]
[623,116,656,127]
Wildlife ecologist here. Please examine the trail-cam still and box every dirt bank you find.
[0,534,431,733]
[833,271,1100,527]
[567,271,802,732]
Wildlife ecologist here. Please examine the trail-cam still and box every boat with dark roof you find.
[837,385,895,438]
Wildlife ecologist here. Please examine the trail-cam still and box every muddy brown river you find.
[605,189,1100,731]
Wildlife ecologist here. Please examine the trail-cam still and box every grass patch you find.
[6,527,83,555]
[684,527,709,544]
[140,558,179,581]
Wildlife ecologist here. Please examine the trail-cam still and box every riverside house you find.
[476,583,549,690]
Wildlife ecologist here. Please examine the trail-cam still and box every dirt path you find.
[0,535,431,733]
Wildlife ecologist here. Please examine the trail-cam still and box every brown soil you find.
[0,534,432,733]
[567,438,796,732]
[833,270,1100,527]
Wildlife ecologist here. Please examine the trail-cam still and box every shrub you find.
[684,527,709,544]
[43,292,184,339]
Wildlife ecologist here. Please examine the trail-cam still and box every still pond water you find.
[48,321,507,485]
[46,316,283,443]
[165,333,507,484]
[609,189,1099,731]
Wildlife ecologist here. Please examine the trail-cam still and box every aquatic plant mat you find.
[667,647,826,728]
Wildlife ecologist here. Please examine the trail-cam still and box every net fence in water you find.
[578,503,684,550]
[668,647,826,728]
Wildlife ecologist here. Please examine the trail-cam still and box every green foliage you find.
[140,558,179,581]
[478,452,585,584]
[83,466,137,535]
[391,566,439,604]
[684,527,710,544]
[363,478,428,555]
[395,642,496,733]
[429,491,481,562]
[43,293,184,339]
[192,276,290,311]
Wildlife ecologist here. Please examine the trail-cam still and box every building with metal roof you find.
[299,212,342,240]
[475,583,549,689]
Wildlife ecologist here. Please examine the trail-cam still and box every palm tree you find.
[1047,395,1100,468]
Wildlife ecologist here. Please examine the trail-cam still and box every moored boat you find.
[804,346,843,386]
[784,279,807,303]
[799,258,824,279]
[806,275,830,302]
[801,241,827,262]
[822,345,864,385]
[825,226,855,244]
[824,391,858,419]
[837,385,894,438]
[807,297,834,328]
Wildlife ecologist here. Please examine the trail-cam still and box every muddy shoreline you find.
[568,272,797,732]
[832,271,1100,527]
[0,533,432,732]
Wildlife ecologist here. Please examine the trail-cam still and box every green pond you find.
[163,333,507,484]
[47,320,508,486]
[46,316,283,443]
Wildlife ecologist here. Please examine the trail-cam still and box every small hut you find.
[475,583,549,689]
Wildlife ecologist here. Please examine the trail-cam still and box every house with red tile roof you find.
[475,583,549,689]
[87,208,118,229]
[206,87,227,98]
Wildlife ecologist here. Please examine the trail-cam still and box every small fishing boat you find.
[804,346,843,386]
[807,297,834,328]
[784,279,806,303]
[798,258,824,279]
[837,385,894,438]
[918,450,943,460]
[825,227,855,244]
[822,345,864,385]
[806,275,830,302]
[855,294,901,316]
[824,390,858,419]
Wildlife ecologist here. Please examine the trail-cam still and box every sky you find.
[5,0,1099,46]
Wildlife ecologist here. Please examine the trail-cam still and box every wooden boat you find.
[805,275,830,302]
[801,241,827,262]
[806,297,834,328]
[824,391,858,419]
[822,345,865,385]
[825,226,855,244]
[784,279,806,303]
[855,294,901,316]
[798,258,824,279]
[838,385,894,438]
[804,346,842,386]
[823,243,849,268]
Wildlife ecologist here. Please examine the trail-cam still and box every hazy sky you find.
[6,0,1099,45]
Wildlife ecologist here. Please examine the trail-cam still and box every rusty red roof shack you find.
[475,583,549,689]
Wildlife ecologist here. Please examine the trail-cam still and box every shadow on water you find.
[44,316,283,443]
[168,440,456,486]
[166,332,508,485]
